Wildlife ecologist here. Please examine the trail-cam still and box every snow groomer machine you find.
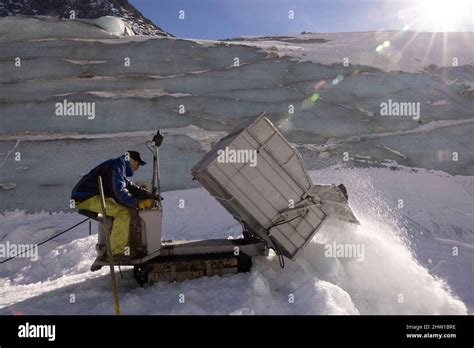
[85,112,359,286]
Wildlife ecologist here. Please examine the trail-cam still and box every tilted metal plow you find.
[85,112,358,285]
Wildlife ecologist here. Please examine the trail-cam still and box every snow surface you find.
[0,16,117,41]
[0,166,471,315]
[85,16,134,37]
[223,31,474,73]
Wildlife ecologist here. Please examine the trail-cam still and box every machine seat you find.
[78,209,102,221]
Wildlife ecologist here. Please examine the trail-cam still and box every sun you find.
[413,0,473,31]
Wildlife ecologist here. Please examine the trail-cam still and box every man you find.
[71,151,154,259]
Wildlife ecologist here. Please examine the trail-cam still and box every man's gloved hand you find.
[138,199,154,209]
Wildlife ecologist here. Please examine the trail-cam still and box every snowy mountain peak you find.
[0,0,173,36]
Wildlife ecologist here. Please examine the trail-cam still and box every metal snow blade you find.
[192,112,359,261]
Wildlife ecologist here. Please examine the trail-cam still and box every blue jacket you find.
[71,155,149,209]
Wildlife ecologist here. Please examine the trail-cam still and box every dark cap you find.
[126,150,147,165]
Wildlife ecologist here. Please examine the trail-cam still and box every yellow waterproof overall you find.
[76,195,131,255]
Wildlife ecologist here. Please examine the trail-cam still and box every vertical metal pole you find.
[152,146,157,193]
[156,147,162,208]
[97,176,121,315]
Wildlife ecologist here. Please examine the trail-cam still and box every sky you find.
[130,0,474,39]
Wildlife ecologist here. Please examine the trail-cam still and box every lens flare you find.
[314,80,326,90]
[437,150,448,162]
[302,94,320,109]
[310,93,320,102]
[278,115,294,131]
[10,307,24,315]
